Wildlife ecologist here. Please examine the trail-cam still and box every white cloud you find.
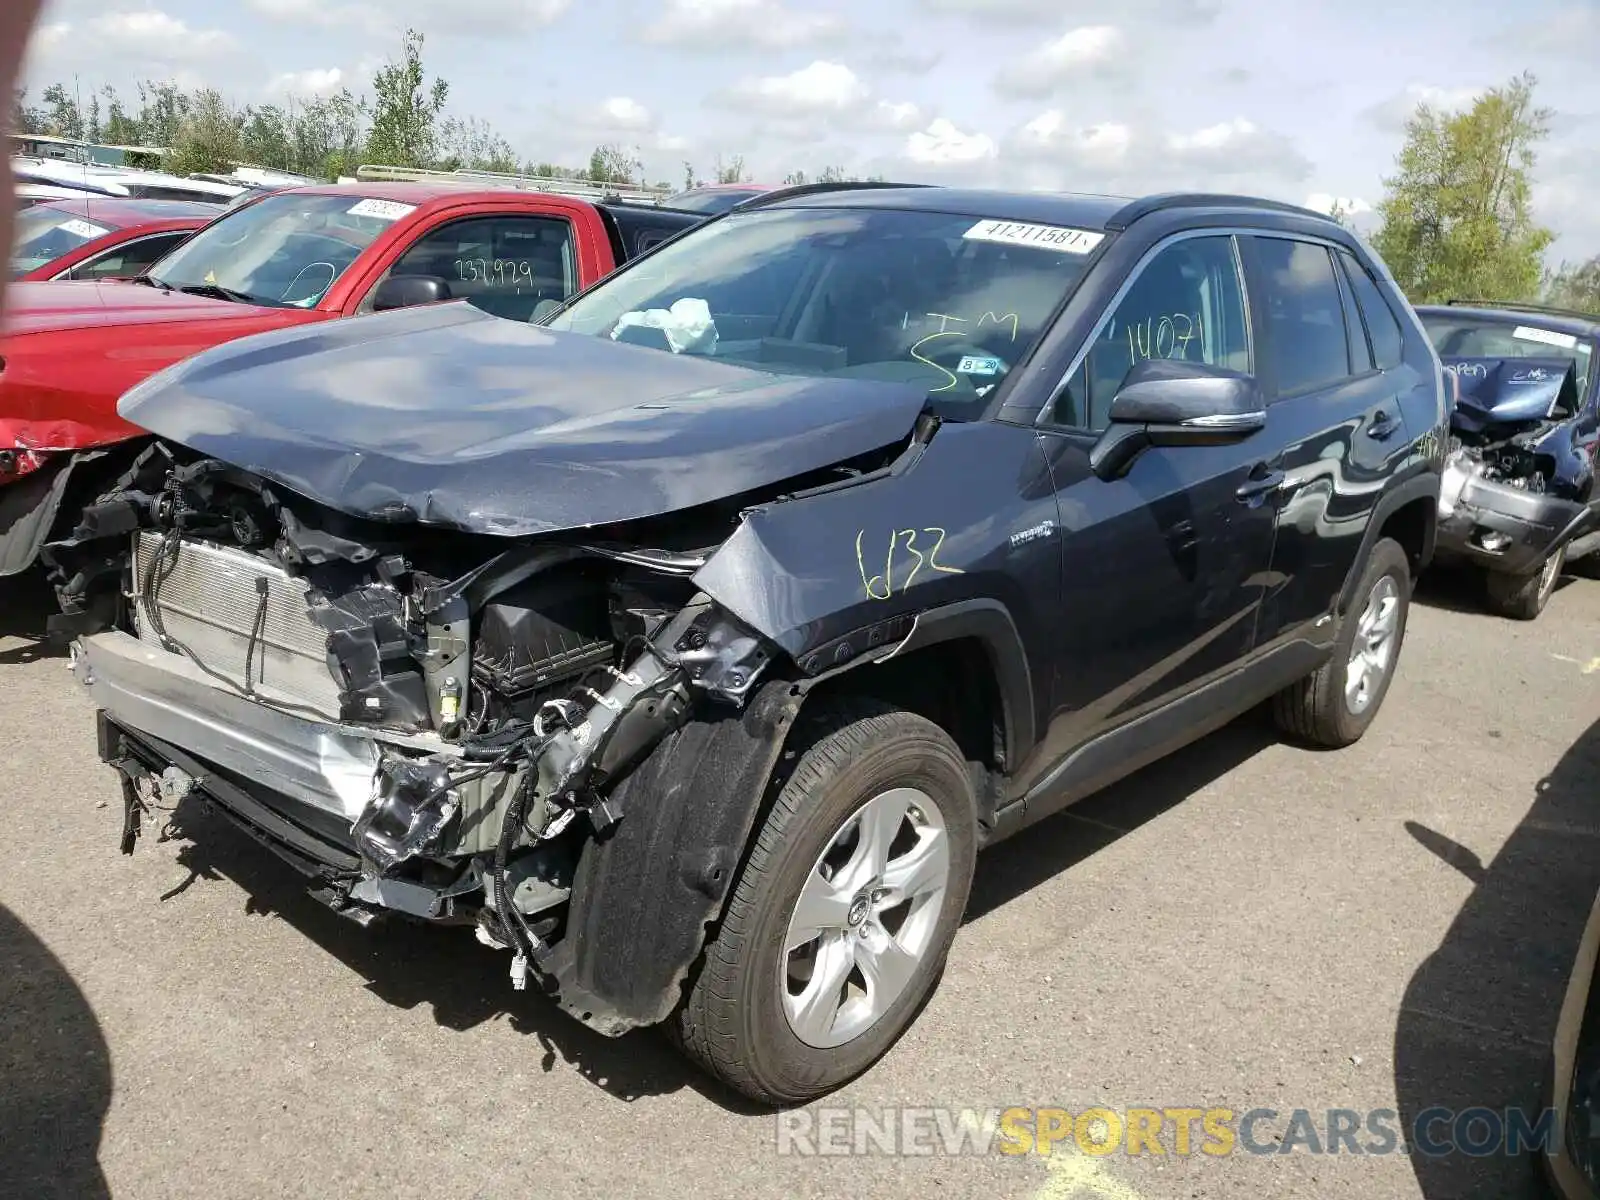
[1304,193,1373,217]
[89,10,236,54]
[1002,110,1311,193]
[1487,6,1600,59]
[1363,83,1482,132]
[26,21,71,53]
[994,25,1126,98]
[597,97,657,132]
[875,101,925,132]
[22,9,242,85]
[1162,117,1311,177]
[905,117,998,166]
[268,68,347,97]
[914,0,1214,25]
[247,0,570,36]
[729,61,871,116]
[639,0,847,51]
[1015,111,1133,169]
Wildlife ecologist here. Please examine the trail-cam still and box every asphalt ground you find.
[2,561,1597,1200]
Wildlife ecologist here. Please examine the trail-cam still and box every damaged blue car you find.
[1418,301,1600,619]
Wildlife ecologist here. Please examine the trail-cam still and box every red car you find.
[11,198,221,282]
[0,181,704,578]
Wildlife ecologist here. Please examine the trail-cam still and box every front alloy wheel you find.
[671,700,977,1106]
[781,787,951,1049]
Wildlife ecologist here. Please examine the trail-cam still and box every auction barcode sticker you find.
[963,219,1105,255]
[347,198,417,221]
[1513,324,1578,349]
[57,218,110,239]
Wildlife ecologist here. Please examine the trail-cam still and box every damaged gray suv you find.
[52,183,1445,1104]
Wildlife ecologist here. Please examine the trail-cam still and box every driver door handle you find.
[1368,410,1401,440]
[1236,464,1285,502]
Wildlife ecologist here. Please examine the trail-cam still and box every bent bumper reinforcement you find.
[1435,476,1591,576]
[73,629,452,821]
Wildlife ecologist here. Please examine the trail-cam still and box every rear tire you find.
[1273,536,1411,748]
[1484,545,1565,620]
[670,698,977,1106]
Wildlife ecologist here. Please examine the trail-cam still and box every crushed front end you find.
[1435,357,1598,574]
[61,453,785,1011]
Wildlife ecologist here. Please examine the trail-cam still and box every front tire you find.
[1273,536,1412,748]
[1484,545,1565,620]
[670,699,977,1106]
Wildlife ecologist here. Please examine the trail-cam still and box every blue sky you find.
[22,0,1600,262]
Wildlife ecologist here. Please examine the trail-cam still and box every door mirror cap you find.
[1091,359,1266,480]
[372,274,452,312]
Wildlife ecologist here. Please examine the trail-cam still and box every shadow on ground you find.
[144,704,1275,1112]
[0,904,112,1200]
[1395,714,1600,1198]
[1414,561,1579,618]
[0,566,66,663]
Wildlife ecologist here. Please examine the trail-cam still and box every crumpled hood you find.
[2,279,283,336]
[1444,355,1580,430]
[118,300,930,536]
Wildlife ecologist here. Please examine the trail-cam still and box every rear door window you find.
[1337,250,1404,370]
[1246,237,1351,397]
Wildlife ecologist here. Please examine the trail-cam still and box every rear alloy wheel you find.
[670,699,976,1106]
[1485,545,1565,620]
[1273,536,1412,748]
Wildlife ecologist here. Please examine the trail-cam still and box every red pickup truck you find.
[0,182,703,576]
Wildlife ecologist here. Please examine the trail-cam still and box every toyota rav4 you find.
[59,183,1446,1105]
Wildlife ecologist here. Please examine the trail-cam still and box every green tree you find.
[713,152,748,183]
[134,80,191,148]
[365,28,449,168]
[238,103,293,170]
[437,114,518,173]
[587,142,640,183]
[1372,71,1554,303]
[292,88,369,179]
[1543,256,1600,313]
[100,85,139,144]
[682,160,696,189]
[40,83,83,140]
[165,88,241,175]
[11,88,45,135]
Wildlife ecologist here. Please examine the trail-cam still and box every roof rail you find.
[732,179,937,211]
[1444,298,1600,321]
[352,164,673,205]
[1105,192,1328,231]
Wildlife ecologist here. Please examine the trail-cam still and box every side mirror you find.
[372,274,451,312]
[1089,358,1266,481]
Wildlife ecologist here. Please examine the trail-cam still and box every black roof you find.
[1415,301,1600,339]
[596,199,704,227]
[760,184,1333,231]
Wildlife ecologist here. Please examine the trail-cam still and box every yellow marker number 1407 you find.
[856,527,964,600]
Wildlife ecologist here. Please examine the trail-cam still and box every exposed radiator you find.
[131,531,342,718]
